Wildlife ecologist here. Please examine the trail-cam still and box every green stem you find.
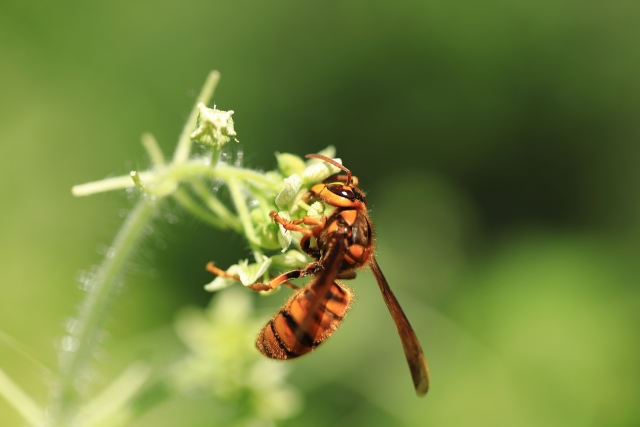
[160,163,281,194]
[50,199,157,426]
[72,173,154,197]
[0,367,45,427]
[72,163,281,198]
[226,177,263,262]
[0,330,53,374]
[172,71,220,164]
[172,188,237,231]
[81,362,152,427]
[213,165,281,192]
[141,133,166,167]
[190,180,242,230]
[57,72,231,426]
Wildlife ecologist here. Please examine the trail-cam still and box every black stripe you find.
[269,320,299,358]
[281,310,316,348]
[327,290,345,303]
[303,286,345,303]
[285,271,302,279]
[311,304,343,323]
[332,284,347,295]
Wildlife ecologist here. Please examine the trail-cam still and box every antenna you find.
[305,153,352,186]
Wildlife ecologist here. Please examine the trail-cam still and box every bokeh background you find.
[2,1,640,426]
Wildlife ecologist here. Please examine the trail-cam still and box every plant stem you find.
[72,162,282,198]
[0,330,53,374]
[190,179,242,230]
[172,188,236,231]
[0,367,45,427]
[55,72,224,426]
[227,176,264,262]
[81,362,152,427]
[50,198,157,426]
[141,133,166,167]
[71,173,154,197]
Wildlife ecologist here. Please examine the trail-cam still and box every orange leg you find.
[300,233,321,259]
[246,262,320,291]
[269,211,325,235]
[206,261,320,292]
[206,262,239,280]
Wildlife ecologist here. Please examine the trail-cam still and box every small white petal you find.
[270,250,309,268]
[204,265,240,291]
[301,158,341,184]
[306,201,325,220]
[275,152,306,177]
[275,174,302,209]
[313,145,336,161]
[237,257,272,286]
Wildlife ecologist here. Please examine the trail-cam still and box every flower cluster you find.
[203,144,342,291]
[190,103,238,148]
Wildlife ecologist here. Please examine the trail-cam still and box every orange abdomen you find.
[256,282,353,359]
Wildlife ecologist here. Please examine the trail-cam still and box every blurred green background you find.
[1,0,640,426]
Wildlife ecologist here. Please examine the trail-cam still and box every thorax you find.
[318,208,373,269]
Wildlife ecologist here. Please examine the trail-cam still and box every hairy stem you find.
[50,199,157,425]
[71,173,154,197]
[71,163,281,198]
[227,176,264,262]
[0,367,45,426]
[54,72,222,426]
[172,188,235,230]
[141,133,166,167]
[190,179,242,230]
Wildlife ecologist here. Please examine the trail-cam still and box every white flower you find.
[306,201,325,220]
[301,158,342,184]
[189,103,238,148]
[204,256,272,290]
[275,152,306,177]
[275,174,302,210]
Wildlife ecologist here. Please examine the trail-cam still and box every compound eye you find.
[327,184,355,200]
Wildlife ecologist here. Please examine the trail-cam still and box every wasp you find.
[206,154,430,396]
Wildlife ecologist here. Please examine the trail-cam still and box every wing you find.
[256,227,352,359]
[370,256,430,396]
[295,229,348,346]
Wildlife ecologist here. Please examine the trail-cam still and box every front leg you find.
[270,211,325,235]
[270,211,325,259]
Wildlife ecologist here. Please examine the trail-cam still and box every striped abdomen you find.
[257,282,353,359]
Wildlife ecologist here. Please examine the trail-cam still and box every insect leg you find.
[247,262,320,291]
[206,262,239,280]
[270,211,325,234]
[288,216,325,227]
[207,260,321,292]
[300,234,321,259]
[336,270,357,280]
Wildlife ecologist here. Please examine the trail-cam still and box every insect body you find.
[256,266,353,359]
[206,154,430,396]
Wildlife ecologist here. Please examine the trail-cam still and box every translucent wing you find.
[370,256,430,396]
[295,230,348,346]
[257,230,351,358]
